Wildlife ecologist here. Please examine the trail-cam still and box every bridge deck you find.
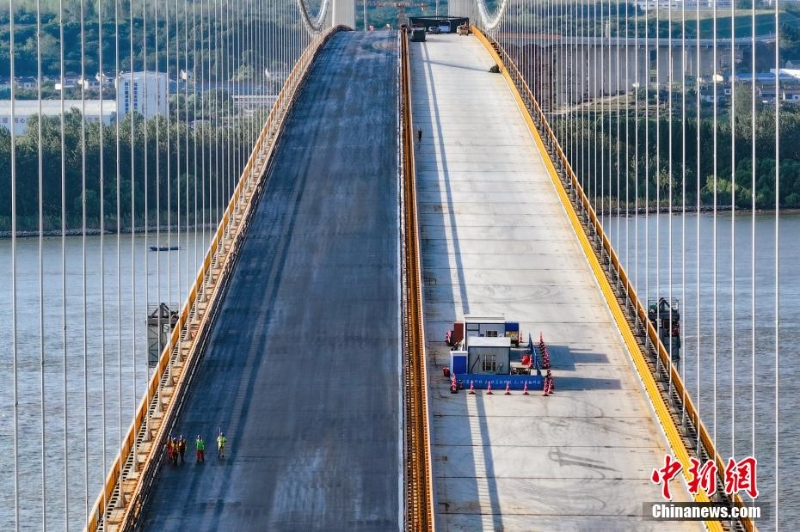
[139,31,401,531]
[411,34,700,530]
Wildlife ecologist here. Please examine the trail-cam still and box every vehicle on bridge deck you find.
[445,315,546,390]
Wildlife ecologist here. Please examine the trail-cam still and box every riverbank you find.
[0,223,219,239]
[599,205,800,216]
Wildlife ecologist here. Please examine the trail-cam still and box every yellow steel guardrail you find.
[473,26,754,532]
[400,30,435,531]
[86,25,349,532]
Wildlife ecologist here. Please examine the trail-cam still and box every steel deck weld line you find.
[85,27,345,532]
[471,27,724,532]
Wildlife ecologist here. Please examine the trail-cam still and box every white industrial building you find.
[0,100,116,135]
[115,72,169,119]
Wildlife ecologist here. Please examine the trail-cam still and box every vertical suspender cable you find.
[98,0,108,507]
[174,0,182,323]
[773,0,781,523]
[184,0,192,297]
[115,0,123,477]
[9,0,19,528]
[224,0,230,225]
[200,0,207,271]
[616,6,621,253]
[680,0,687,425]
[667,0,674,397]
[193,0,200,320]
[712,0,718,467]
[192,0,199,290]
[599,0,604,229]
[183,0,190,305]
[212,0,218,236]
[625,0,630,272]
[648,0,664,344]
[634,0,639,292]
[58,0,70,522]
[592,2,597,215]
[97,0,108,506]
[79,0,89,517]
[155,0,163,424]
[35,0,47,524]
[694,0,701,456]
[165,0,172,334]
[135,0,145,470]
[184,0,190,316]
[750,0,757,498]
[644,2,649,309]
[730,0,737,462]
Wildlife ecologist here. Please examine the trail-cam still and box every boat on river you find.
[149,244,179,251]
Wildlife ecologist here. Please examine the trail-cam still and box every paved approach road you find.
[139,31,401,531]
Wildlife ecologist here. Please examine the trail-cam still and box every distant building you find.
[0,100,116,135]
[16,77,39,90]
[115,72,169,119]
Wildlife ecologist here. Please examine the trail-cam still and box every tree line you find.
[552,102,800,210]
[0,109,266,233]
[0,6,304,82]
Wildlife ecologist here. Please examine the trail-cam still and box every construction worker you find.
[217,431,227,459]
[165,437,174,466]
[166,437,179,466]
[177,435,187,464]
[195,435,205,463]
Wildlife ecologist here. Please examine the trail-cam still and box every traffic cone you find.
[523,381,529,395]
[486,382,493,395]
[469,381,475,394]
[504,381,511,395]
[543,372,554,396]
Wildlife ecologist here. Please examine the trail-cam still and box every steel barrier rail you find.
[85,26,349,532]
[473,27,753,532]
[399,31,435,532]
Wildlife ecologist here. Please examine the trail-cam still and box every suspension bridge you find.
[0,0,793,530]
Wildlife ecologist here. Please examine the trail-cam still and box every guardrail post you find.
[115,479,125,508]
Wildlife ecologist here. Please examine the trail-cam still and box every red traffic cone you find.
[523,381,529,395]
[486,382,493,395]
[469,381,475,394]
[504,381,511,395]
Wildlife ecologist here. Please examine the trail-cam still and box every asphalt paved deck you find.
[138,30,401,531]
[410,34,701,531]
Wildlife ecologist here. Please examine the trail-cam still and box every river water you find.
[605,211,800,527]
[0,214,797,529]
[0,230,207,531]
